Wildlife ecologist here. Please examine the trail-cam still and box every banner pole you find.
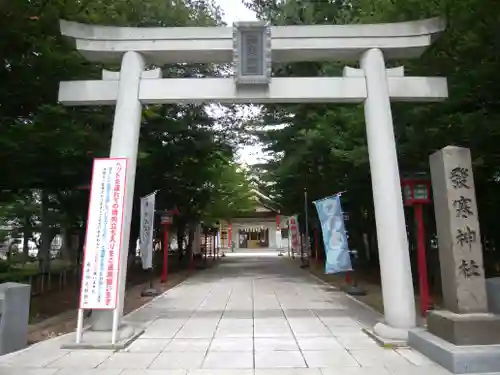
[76,308,84,344]
[149,267,154,289]
[111,308,119,345]
[304,188,310,263]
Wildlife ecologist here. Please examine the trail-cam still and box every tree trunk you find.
[38,189,51,273]
[127,196,140,270]
[22,215,30,262]
[186,222,196,259]
[177,221,186,261]
[77,226,85,266]
[60,225,76,264]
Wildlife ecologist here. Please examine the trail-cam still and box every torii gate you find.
[59,18,448,346]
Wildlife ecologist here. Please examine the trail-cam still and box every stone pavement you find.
[0,252,455,375]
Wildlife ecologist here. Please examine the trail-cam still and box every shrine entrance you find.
[58,17,448,344]
[238,228,269,249]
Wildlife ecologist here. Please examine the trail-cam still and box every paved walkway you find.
[0,253,453,375]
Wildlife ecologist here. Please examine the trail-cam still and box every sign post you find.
[160,213,173,283]
[76,158,127,345]
[289,216,299,259]
[139,192,158,297]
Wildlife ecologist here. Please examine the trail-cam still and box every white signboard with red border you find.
[79,158,127,310]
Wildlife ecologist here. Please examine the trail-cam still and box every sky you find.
[215,0,265,167]
[217,0,257,24]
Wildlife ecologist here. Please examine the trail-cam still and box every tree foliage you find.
[245,0,500,277]
[0,0,252,271]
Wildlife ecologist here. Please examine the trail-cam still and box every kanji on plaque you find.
[458,259,481,279]
[456,225,477,250]
[453,196,473,218]
[79,158,127,310]
[449,166,470,189]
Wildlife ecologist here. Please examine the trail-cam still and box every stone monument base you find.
[409,328,500,374]
[61,323,144,350]
[427,310,500,345]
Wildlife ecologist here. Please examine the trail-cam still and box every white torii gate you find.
[59,18,448,345]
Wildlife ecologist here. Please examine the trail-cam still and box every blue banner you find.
[313,195,352,274]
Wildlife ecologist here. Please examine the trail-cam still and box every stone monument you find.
[409,146,500,374]
[0,282,31,355]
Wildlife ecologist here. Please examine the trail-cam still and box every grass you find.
[11,258,74,271]
[0,258,77,283]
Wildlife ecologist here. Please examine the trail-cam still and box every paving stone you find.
[189,370,253,375]
[0,368,60,375]
[98,352,158,369]
[1,253,444,375]
[348,349,411,367]
[209,338,253,351]
[202,351,253,369]
[125,338,171,353]
[254,351,306,368]
[53,370,124,375]
[296,337,344,351]
[149,351,205,370]
[48,350,112,368]
[163,338,211,352]
[255,370,322,375]
[121,371,187,375]
[302,350,359,367]
[254,337,299,351]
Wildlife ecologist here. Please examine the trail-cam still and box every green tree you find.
[0,0,237,273]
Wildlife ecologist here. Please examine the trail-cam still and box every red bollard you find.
[345,271,352,284]
[415,204,430,316]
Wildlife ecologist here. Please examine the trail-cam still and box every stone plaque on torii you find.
[58,18,448,348]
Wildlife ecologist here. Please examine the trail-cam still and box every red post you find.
[345,271,352,284]
[161,223,169,283]
[415,204,430,316]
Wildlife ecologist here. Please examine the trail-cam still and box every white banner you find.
[140,192,156,269]
[79,158,127,310]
